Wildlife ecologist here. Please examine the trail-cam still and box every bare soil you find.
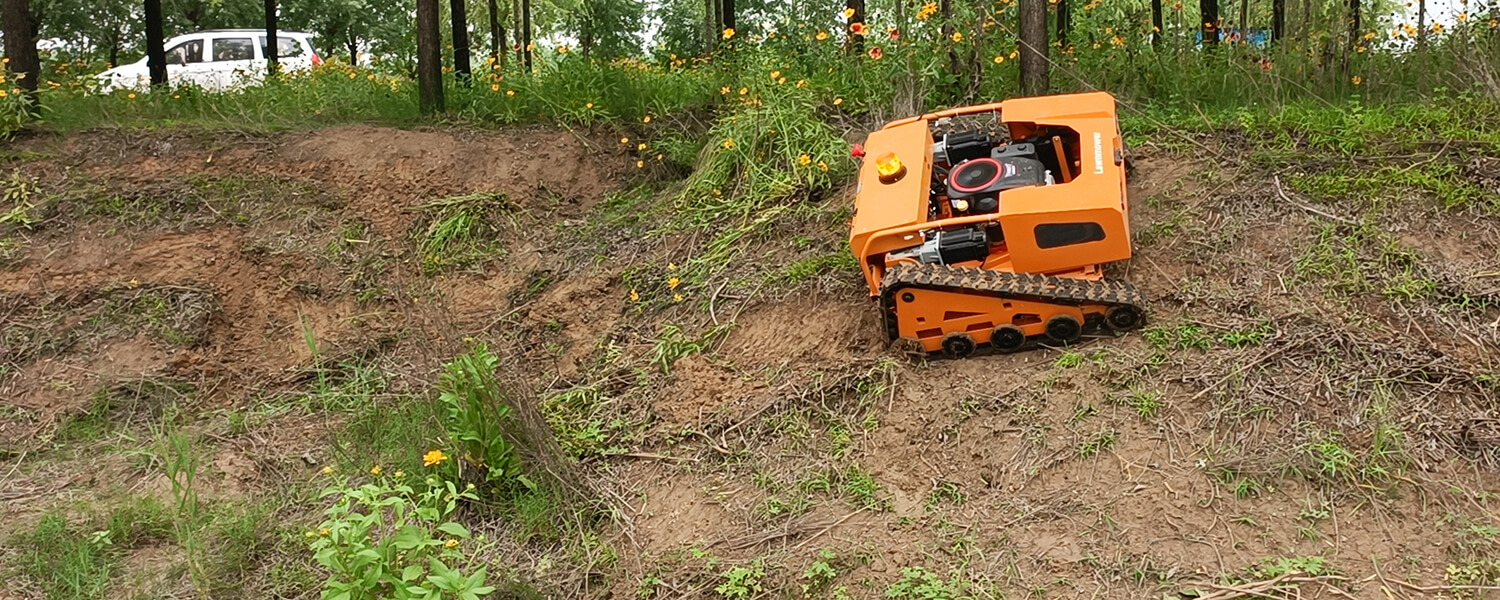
[2,125,1499,600]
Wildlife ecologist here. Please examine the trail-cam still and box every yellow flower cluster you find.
[917,2,938,20]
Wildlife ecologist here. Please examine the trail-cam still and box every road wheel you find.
[1105,305,1145,331]
[1045,315,1082,343]
[990,325,1026,352]
[941,333,976,359]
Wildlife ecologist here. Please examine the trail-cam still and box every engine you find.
[932,128,1054,217]
[891,127,1060,267]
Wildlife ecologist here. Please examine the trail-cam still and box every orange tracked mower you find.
[849,91,1146,358]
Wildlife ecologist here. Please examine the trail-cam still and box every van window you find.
[260,37,305,58]
[211,38,255,62]
[166,39,204,64]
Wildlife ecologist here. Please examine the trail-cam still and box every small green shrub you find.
[310,470,496,600]
[715,560,766,599]
[438,344,529,492]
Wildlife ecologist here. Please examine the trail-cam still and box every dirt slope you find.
[2,125,1498,600]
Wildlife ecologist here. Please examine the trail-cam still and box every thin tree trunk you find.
[1200,0,1220,44]
[1300,0,1310,43]
[1416,0,1426,49]
[1057,0,1071,47]
[1018,0,1048,95]
[723,0,735,31]
[512,0,521,65]
[109,41,120,68]
[144,0,166,87]
[264,0,279,76]
[417,0,444,113]
[451,0,471,82]
[1345,0,1358,51]
[1238,0,1248,42]
[520,0,532,69]
[1271,0,1284,42]
[846,0,865,53]
[1152,0,1163,48]
[488,0,502,65]
[346,34,357,65]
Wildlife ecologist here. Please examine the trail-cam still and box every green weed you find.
[1077,430,1118,459]
[1054,350,1086,368]
[1143,323,1212,351]
[884,566,973,600]
[650,323,732,374]
[716,560,766,599]
[413,192,512,275]
[438,343,528,492]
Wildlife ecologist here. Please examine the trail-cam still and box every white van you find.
[97,30,321,92]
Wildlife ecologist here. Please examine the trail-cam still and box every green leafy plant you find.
[715,560,766,599]
[884,566,971,600]
[310,468,496,600]
[438,344,530,492]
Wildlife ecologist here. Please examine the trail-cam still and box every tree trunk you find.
[144,0,166,87]
[1271,0,1284,42]
[264,0,279,76]
[1299,0,1309,42]
[941,0,958,78]
[1057,0,1070,47]
[0,0,37,93]
[1151,0,1163,48]
[1238,0,1248,42]
[451,0,471,82]
[703,0,718,53]
[1415,0,1425,49]
[1018,0,1048,95]
[109,41,120,68]
[512,0,521,65]
[846,0,865,53]
[1345,0,1358,51]
[417,0,444,113]
[346,35,357,65]
[520,0,532,70]
[488,0,502,66]
[1200,0,1219,44]
[722,0,735,31]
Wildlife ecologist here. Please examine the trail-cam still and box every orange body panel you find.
[849,92,1136,353]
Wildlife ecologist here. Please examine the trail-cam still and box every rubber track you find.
[879,262,1148,342]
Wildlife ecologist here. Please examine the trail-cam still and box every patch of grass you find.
[9,497,173,600]
[884,566,976,600]
[412,191,513,275]
[650,323,733,374]
[1054,350,1086,368]
[55,379,193,443]
[1218,321,1274,347]
[85,284,216,347]
[775,252,860,288]
[1118,388,1164,419]
[1248,555,1335,579]
[1077,430,1118,459]
[543,383,634,459]
[1143,323,1213,351]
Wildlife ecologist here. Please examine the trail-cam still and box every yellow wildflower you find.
[319,528,331,537]
[844,7,856,18]
[673,293,684,303]
[799,154,812,165]
[636,160,645,169]
[629,289,640,302]
[643,115,653,123]
[422,449,449,466]
[668,262,679,270]
[638,143,648,151]
[491,83,500,91]
[951,31,964,43]
[720,85,731,94]
[621,136,630,144]
[444,539,459,549]
[321,465,333,475]
[738,86,748,95]
[817,161,829,172]
[833,97,844,106]
[370,464,383,476]
[668,276,682,289]
[1351,75,1362,85]
[393,470,404,478]
[994,55,1005,63]
[817,31,829,41]
[722,139,736,149]
[771,69,781,79]
[723,27,736,40]
[127,92,136,99]
[585,102,594,109]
